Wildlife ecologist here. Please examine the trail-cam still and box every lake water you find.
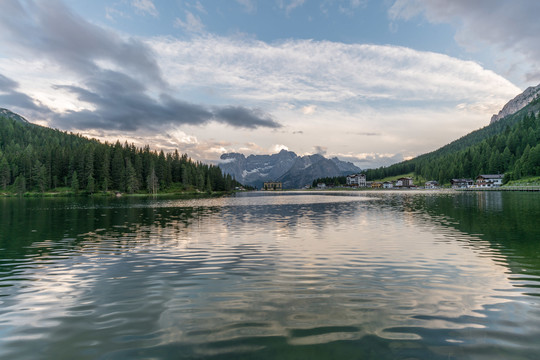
[1,191,540,359]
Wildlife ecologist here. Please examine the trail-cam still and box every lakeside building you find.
[263,181,282,190]
[451,179,475,188]
[371,182,383,189]
[395,177,414,188]
[346,174,367,187]
[383,181,393,189]
[424,180,439,189]
[476,174,504,187]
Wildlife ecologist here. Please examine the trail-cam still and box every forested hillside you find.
[0,110,236,194]
[365,96,540,184]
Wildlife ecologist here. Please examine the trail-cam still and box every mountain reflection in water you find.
[0,191,539,359]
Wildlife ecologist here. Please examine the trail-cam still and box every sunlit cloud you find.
[272,144,290,152]
[150,35,519,108]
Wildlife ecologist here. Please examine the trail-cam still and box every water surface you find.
[1,191,539,359]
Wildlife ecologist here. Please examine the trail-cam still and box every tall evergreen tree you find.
[14,174,26,194]
[87,174,95,194]
[31,160,47,192]
[147,167,159,194]
[71,170,79,193]
[124,158,138,194]
[0,156,10,190]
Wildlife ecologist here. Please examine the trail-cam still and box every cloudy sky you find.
[1,0,538,168]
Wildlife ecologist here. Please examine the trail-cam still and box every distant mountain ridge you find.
[0,108,30,124]
[219,150,361,189]
[490,83,540,124]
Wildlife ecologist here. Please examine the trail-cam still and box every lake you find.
[1,191,540,359]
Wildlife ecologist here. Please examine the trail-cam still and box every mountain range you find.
[219,150,361,189]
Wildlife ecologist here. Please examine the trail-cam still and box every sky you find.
[1,0,539,169]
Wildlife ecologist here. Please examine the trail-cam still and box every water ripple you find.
[1,192,540,359]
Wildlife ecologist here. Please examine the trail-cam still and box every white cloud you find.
[236,0,256,13]
[150,35,519,110]
[301,105,316,115]
[174,11,205,34]
[0,15,524,169]
[132,0,159,17]
[189,1,207,14]
[277,0,306,15]
[105,7,130,22]
[272,144,289,152]
[388,0,540,84]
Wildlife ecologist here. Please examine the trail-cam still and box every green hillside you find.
[0,109,237,195]
[366,96,540,184]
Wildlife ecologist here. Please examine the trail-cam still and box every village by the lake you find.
[263,173,507,190]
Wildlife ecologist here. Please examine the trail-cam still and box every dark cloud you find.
[0,74,18,89]
[356,132,381,136]
[0,0,281,131]
[314,146,327,155]
[0,0,165,87]
[214,106,281,129]
[51,70,280,131]
[0,73,50,112]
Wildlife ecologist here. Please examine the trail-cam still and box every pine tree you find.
[205,174,212,193]
[32,160,47,192]
[100,148,111,191]
[124,158,138,194]
[71,170,79,193]
[0,157,10,190]
[14,174,26,194]
[111,147,125,191]
[87,174,95,194]
[147,167,159,194]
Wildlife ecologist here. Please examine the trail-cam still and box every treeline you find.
[0,114,238,194]
[365,97,540,184]
[311,176,347,187]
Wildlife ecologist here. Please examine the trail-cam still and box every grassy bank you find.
[504,176,540,187]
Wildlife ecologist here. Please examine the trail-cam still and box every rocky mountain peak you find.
[0,108,29,124]
[218,150,361,189]
[490,83,540,124]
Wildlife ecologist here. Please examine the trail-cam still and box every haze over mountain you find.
[219,151,361,189]
[365,83,540,183]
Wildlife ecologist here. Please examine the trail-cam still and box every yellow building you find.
[263,181,282,190]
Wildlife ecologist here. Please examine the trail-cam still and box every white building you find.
[451,179,474,188]
[476,174,504,187]
[346,173,367,187]
[395,177,413,187]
